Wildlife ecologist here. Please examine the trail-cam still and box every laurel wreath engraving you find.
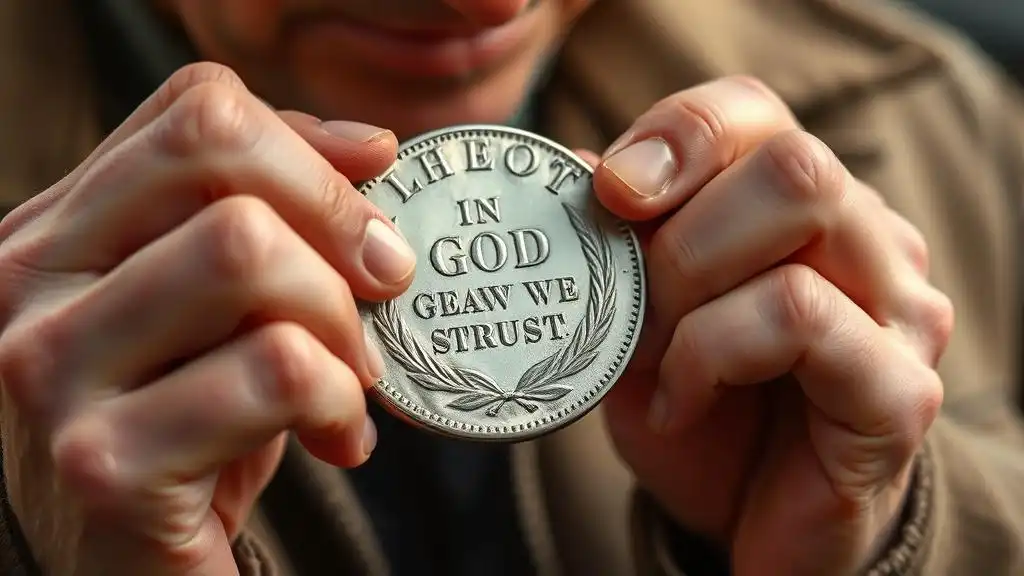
[372,203,617,417]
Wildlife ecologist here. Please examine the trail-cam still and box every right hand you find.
[0,63,414,576]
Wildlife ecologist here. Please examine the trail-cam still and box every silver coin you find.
[358,125,645,442]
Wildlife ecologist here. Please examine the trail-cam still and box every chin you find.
[383,88,531,141]
[287,33,548,141]
[302,79,536,142]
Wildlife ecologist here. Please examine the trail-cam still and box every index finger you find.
[39,73,413,301]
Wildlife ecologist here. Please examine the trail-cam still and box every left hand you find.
[584,76,953,575]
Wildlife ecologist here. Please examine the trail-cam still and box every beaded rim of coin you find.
[358,125,645,442]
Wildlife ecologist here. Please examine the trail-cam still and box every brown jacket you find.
[2,0,1024,574]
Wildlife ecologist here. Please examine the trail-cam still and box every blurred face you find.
[164,0,594,139]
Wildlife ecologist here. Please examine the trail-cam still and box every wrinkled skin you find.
[0,2,951,575]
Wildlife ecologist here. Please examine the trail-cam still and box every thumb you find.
[277,112,399,182]
[84,485,239,576]
[134,514,240,576]
[90,437,286,576]
[167,514,240,576]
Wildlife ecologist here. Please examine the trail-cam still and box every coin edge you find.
[358,124,647,443]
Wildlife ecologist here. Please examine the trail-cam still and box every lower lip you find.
[297,10,541,79]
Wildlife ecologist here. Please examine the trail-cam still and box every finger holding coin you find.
[585,77,950,574]
[0,62,409,576]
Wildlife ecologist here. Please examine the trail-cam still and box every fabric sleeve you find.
[627,421,1024,576]
[0,455,39,576]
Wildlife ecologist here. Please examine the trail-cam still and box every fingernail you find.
[364,332,385,381]
[647,388,674,434]
[603,138,679,198]
[321,120,392,142]
[362,219,416,285]
[361,417,378,456]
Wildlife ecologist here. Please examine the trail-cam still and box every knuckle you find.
[769,264,833,337]
[0,318,65,417]
[160,82,261,156]
[252,323,321,409]
[202,197,281,282]
[892,365,943,464]
[158,62,245,110]
[50,415,123,507]
[0,334,40,413]
[915,367,945,429]
[915,288,955,362]
[0,252,35,323]
[0,202,40,244]
[898,216,931,272]
[0,208,22,241]
[727,75,782,101]
[661,96,728,154]
[650,222,703,288]
[761,131,847,208]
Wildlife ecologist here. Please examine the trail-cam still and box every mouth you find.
[291,5,543,79]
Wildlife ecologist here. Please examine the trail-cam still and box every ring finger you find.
[655,264,942,483]
[51,321,371,522]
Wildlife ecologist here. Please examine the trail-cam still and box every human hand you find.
[0,63,414,575]
[587,76,952,575]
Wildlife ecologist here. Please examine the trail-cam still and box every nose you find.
[442,0,532,26]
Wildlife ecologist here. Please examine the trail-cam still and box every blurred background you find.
[904,0,1024,82]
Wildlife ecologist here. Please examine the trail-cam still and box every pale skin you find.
[0,1,952,574]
